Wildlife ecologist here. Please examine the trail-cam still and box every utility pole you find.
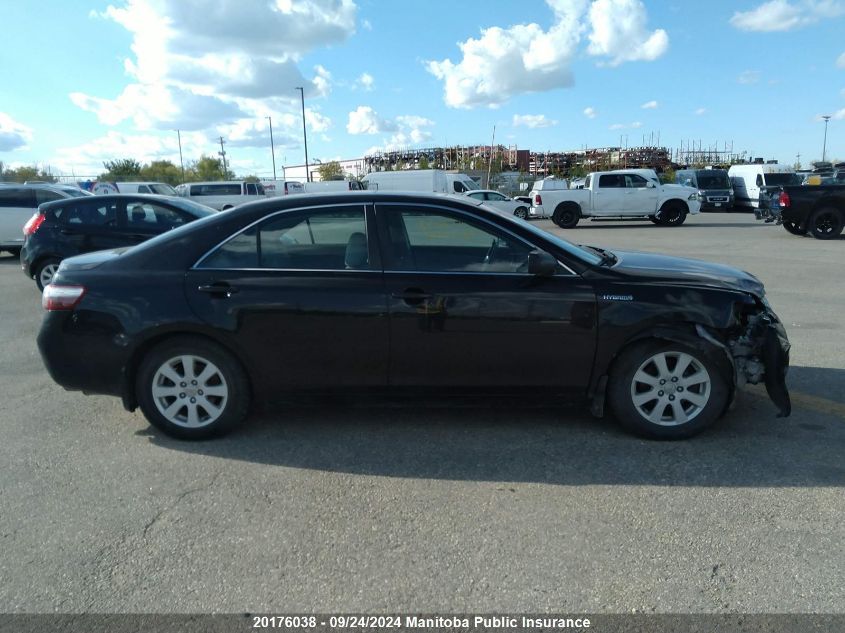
[218,136,228,175]
[266,116,277,181]
[296,87,310,182]
[175,130,184,181]
[821,115,831,163]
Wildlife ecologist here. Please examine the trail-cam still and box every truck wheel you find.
[807,207,844,240]
[552,204,580,228]
[782,221,805,236]
[607,340,729,440]
[657,202,687,226]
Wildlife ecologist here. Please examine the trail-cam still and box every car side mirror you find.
[527,250,556,276]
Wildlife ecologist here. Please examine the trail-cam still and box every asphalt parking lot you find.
[1,212,843,614]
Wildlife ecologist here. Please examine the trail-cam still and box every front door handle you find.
[392,289,431,305]
[198,283,239,298]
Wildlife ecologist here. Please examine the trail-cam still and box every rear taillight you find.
[534,194,542,205]
[42,285,86,311]
[778,191,790,208]
[23,213,45,236]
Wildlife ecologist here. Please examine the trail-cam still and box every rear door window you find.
[198,207,368,270]
[54,200,118,226]
[125,201,191,230]
[0,187,35,208]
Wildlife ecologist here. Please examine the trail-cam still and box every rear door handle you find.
[198,283,239,298]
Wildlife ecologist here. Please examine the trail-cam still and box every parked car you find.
[38,192,790,441]
[112,182,179,196]
[465,189,530,219]
[675,169,735,211]
[770,183,845,239]
[514,195,533,205]
[530,170,702,227]
[174,181,267,210]
[728,164,800,210]
[21,194,216,289]
[0,183,91,256]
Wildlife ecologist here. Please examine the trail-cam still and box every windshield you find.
[764,173,801,186]
[696,172,730,189]
[149,183,178,195]
[513,220,603,266]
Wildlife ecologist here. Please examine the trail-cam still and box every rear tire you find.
[136,337,251,440]
[514,206,528,220]
[552,204,580,228]
[782,221,805,236]
[35,258,62,291]
[807,207,843,240]
[608,340,729,440]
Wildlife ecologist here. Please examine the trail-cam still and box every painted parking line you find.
[748,385,845,420]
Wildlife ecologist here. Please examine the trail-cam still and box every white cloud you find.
[837,51,845,68]
[583,106,598,118]
[0,112,33,151]
[730,0,845,32]
[426,0,667,109]
[305,109,332,133]
[587,0,669,66]
[608,121,642,130]
[349,107,434,150]
[512,114,558,128]
[609,123,625,130]
[346,106,396,135]
[358,72,374,90]
[694,107,707,115]
[641,100,658,109]
[737,70,762,84]
[73,1,355,139]
[631,121,643,128]
[361,18,372,30]
[833,108,845,120]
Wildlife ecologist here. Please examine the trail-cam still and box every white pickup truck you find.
[529,170,702,227]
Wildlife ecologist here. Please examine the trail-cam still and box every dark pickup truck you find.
[763,184,845,239]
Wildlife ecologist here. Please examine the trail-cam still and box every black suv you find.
[21,194,215,289]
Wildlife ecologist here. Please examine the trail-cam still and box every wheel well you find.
[554,201,581,215]
[660,199,688,213]
[810,202,845,219]
[121,330,253,411]
[30,254,61,278]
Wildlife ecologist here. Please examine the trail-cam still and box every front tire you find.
[608,340,730,440]
[656,202,687,226]
[807,207,844,240]
[136,337,251,440]
[35,258,62,291]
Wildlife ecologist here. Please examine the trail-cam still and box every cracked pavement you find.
[1,214,843,613]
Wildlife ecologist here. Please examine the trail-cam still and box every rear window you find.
[764,173,801,186]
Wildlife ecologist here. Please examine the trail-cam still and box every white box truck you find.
[361,170,479,194]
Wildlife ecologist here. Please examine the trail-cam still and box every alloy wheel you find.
[151,355,229,428]
[39,263,60,288]
[629,351,711,426]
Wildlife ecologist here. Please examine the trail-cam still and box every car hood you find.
[608,249,765,296]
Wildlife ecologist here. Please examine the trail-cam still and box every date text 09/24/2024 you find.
[251,615,592,629]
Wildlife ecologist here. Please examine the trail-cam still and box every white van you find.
[727,164,800,209]
[175,181,267,210]
[303,180,364,193]
[361,169,478,194]
[115,182,178,196]
[261,180,305,197]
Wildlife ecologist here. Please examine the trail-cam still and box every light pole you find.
[295,87,310,182]
[218,136,228,175]
[266,116,277,181]
[821,115,831,163]
[175,130,184,181]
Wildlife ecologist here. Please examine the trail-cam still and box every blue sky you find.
[1,0,844,179]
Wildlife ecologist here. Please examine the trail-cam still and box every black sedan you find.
[21,194,216,289]
[37,192,791,440]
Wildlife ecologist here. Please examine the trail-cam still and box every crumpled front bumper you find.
[762,318,791,417]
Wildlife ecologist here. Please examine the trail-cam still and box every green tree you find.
[418,155,430,170]
[186,156,235,182]
[318,160,344,181]
[243,175,261,183]
[139,160,183,185]
[660,167,676,184]
[100,158,143,181]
